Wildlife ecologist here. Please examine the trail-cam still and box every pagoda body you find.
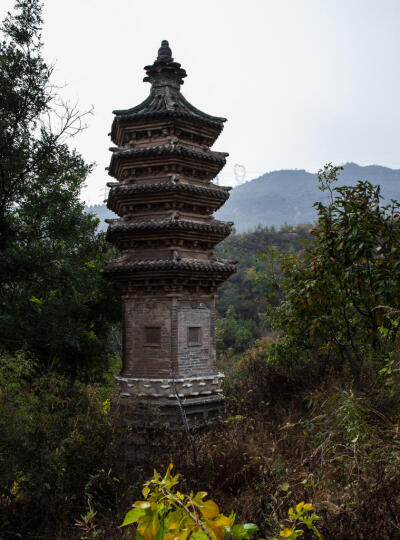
[104,41,235,423]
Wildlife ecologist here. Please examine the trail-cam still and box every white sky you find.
[2,0,400,203]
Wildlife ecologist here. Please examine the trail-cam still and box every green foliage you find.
[216,307,259,357]
[0,349,120,537]
[0,0,120,380]
[262,163,400,385]
[215,225,312,368]
[272,502,322,539]
[216,225,311,325]
[121,464,259,540]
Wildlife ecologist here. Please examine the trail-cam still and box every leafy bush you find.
[121,464,259,540]
[0,350,116,537]
[261,164,400,386]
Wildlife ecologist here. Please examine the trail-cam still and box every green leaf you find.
[191,531,211,540]
[120,507,146,527]
[29,296,43,305]
[155,517,168,540]
[243,523,259,533]
[231,524,248,538]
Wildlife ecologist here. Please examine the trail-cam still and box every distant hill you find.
[216,163,400,231]
[86,163,400,232]
[84,204,116,231]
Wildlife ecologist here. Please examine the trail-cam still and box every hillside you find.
[86,163,400,232]
[215,162,400,231]
[84,203,115,231]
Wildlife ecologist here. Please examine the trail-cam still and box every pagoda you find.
[104,40,236,424]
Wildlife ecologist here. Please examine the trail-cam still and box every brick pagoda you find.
[104,40,235,423]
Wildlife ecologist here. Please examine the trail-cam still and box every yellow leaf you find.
[201,514,231,540]
[213,514,231,527]
[296,501,305,513]
[192,492,220,519]
[288,507,294,516]
[303,503,314,512]
[280,527,294,537]
[204,520,225,540]
[176,531,192,540]
[199,500,220,519]
[142,486,150,498]
[137,504,160,540]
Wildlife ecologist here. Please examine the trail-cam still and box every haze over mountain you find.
[86,163,400,233]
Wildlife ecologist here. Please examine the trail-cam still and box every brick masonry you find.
[122,296,173,378]
[120,294,222,400]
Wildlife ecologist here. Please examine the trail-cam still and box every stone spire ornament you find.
[104,41,235,424]
[156,39,173,62]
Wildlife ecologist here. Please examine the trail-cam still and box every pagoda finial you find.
[143,39,187,90]
[157,40,172,62]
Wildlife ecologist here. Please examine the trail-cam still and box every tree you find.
[216,306,259,356]
[0,0,120,380]
[265,164,400,384]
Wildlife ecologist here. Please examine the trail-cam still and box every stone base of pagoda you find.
[114,373,225,426]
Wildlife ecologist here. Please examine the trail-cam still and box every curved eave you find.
[107,218,232,236]
[107,182,229,213]
[178,92,226,125]
[107,181,231,193]
[104,258,236,277]
[108,144,227,178]
[112,110,225,135]
[108,182,229,199]
[111,91,226,141]
[106,219,232,248]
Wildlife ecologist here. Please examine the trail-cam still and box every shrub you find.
[261,164,400,386]
[0,350,114,537]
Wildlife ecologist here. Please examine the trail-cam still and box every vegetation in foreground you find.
[1,2,400,539]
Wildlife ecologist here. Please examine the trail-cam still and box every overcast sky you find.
[2,0,400,203]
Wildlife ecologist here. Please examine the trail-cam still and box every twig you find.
[160,487,213,540]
